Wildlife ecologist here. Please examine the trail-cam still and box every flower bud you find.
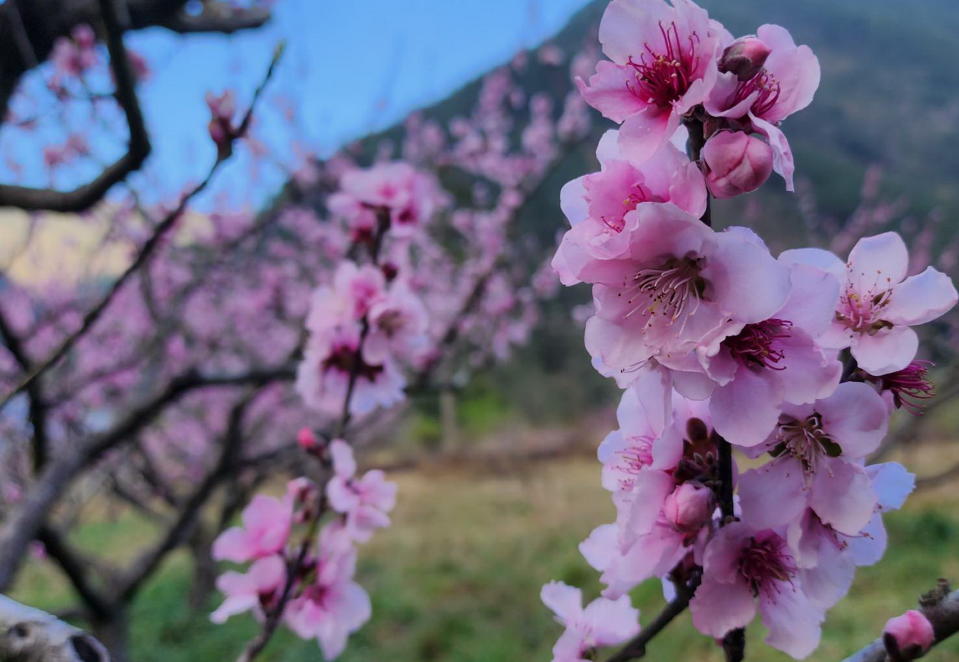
[663,482,714,534]
[884,610,935,660]
[297,427,319,452]
[701,131,773,198]
[719,37,772,81]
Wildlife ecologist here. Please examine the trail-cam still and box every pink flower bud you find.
[701,131,773,198]
[297,427,319,451]
[719,37,772,81]
[662,482,714,534]
[884,610,935,660]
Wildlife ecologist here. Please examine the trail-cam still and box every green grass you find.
[11,456,959,661]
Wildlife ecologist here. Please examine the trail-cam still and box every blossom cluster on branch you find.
[542,0,958,660]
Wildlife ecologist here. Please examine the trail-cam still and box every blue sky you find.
[93,0,591,208]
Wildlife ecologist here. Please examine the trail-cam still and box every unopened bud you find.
[883,610,934,660]
[719,37,772,81]
[701,130,773,198]
[663,482,714,534]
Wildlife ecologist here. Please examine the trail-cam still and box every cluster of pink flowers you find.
[211,439,395,659]
[544,0,958,659]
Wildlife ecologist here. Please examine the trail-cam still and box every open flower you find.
[210,556,286,624]
[553,130,706,285]
[738,382,889,536]
[691,523,824,659]
[541,581,640,662]
[577,0,728,161]
[695,259,842,446]
[581,205,790,387]
[284,527,371,660]
[326,440,397,542]
[705,25,820,190]
[783,232,958,375]
[212,494,292,563]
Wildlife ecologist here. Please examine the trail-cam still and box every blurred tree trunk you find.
[440,388,460,450]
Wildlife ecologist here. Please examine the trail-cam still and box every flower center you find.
[723,319,792,371]
[773,412,841,476]
[729,69,781,117]
[738,532,797,597]
[613,435,655,490]
[620,253,707,328]
[323,344,385,382]
[602,182,658,232]
[626,22,700,109]
[837,286,893,334]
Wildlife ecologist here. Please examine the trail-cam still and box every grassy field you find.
[11,451,959,662]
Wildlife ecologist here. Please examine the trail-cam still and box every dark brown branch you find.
[842,580,959,662]
[0,44,284,412]
[36,525,114,620]
[0,363,292,592]
[606,574,702,662]
[0,0,151,213]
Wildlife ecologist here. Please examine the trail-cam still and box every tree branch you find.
[0,0,151,213]
[0,363,292,592]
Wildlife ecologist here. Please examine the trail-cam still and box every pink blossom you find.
[583,381,715,596]
[690,523,824,659]
[553,130,706,284]
[701,130,773,198]
[212,494,293,563]
[577,0,729,161]
[211,555,286,624]
[329,162,442,237]
[578,205,790,388]
[705,25,820,190]
[296,323,406,418]
[540,581,640,662]
[784,232,958,375]
[884,610,935,660]
[870,360,936,413]
[695,259,842,446]
[738,382,889,537]
[364,283,429,364]
[284,527,371,660]
[326,440,397,542]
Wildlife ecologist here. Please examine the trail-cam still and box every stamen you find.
[619,254,706,330]
[738,532,797,597]
[625,22,700,109]
[724,319,792,371]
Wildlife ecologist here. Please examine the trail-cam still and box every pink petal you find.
[690,576,756,638]
[846,232,908,295]
[851,325,918,376]
[576,62,645,123]
[884,266,958,326]
[759,581,823,659]
[816,382,888,458]
[711,368,783,447]
[810,459,877,536]
[739,461,806,529]
[541,581,583,624]
[750,114,795,191]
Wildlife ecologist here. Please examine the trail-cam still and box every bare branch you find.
[0,363,293,592]
[0,0,151,213]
